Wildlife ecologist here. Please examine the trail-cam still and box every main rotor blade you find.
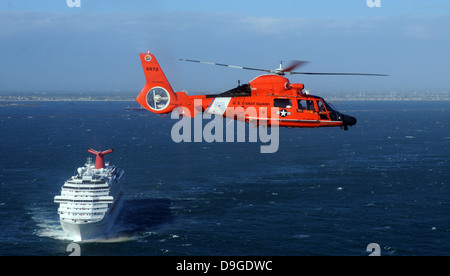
[178,58,271,73]
[283,60,309,73]
[289,72,388,76]
[178,58,388,77]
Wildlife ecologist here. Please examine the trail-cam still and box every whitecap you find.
[27,206,72,241]
[34,220,73,241]
[293,234,311,239]
[372,226,391,231]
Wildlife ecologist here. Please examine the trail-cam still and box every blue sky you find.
[1,0,450,94]
[2,0,449,17]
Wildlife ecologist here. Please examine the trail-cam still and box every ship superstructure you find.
[54,149,124,241]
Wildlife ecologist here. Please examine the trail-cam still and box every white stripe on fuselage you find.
[205,97,232,116]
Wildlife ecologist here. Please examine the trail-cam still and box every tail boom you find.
[136,52,179,114]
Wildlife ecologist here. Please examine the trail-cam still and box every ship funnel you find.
[88,148,113,169]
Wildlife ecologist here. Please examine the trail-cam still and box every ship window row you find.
[59,211,106,216]
[55,199,113,203]
[67,180,107,185]
[59,211,104,216]
[61,192,109,197]
[62,219,95,223]
[59,203,108,207]
[61,218,99,223]
[66,195,107,199]
[59,207,106,211]
[63,186,109,190]
[61,191,109,196]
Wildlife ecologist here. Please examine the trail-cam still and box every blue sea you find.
[0,100,449,256]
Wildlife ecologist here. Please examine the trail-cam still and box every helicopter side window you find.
[317,100,329,120]
[297,100,305,111]
[298,100,315,112]
[317,101,326,112]
[274,99,292,109]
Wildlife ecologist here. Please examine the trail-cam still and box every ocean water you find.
[0,100,449,256]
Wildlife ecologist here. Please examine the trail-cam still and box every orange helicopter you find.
[136,51,387,130]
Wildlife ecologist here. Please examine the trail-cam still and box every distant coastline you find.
[0,102,41,107]
[0,91,449,102]
[0,95,135,102]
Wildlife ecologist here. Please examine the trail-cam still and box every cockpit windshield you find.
[322,99,336,112]
[320,98,341,121]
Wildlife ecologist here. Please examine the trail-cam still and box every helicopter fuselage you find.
[136,52,357,130]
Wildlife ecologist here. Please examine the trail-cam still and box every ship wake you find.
[33,198,174,243]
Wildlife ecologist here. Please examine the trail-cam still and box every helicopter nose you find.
[342,114,357,130]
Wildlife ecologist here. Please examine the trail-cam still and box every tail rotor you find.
[147,87,171,111]
[136,52,178,114]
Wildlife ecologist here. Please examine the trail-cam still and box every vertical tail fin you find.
[136,52,178,114]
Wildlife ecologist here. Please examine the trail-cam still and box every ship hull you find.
[61,195,124,241]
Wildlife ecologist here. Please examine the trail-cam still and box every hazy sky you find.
[1,0,449,94]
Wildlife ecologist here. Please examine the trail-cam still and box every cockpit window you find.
[322,99,340,121]
[323,100,336,112]
[317,100,329,120]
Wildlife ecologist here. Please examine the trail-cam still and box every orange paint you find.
[136,51,357,130]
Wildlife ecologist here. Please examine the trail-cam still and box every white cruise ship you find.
[54,148,124,241]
